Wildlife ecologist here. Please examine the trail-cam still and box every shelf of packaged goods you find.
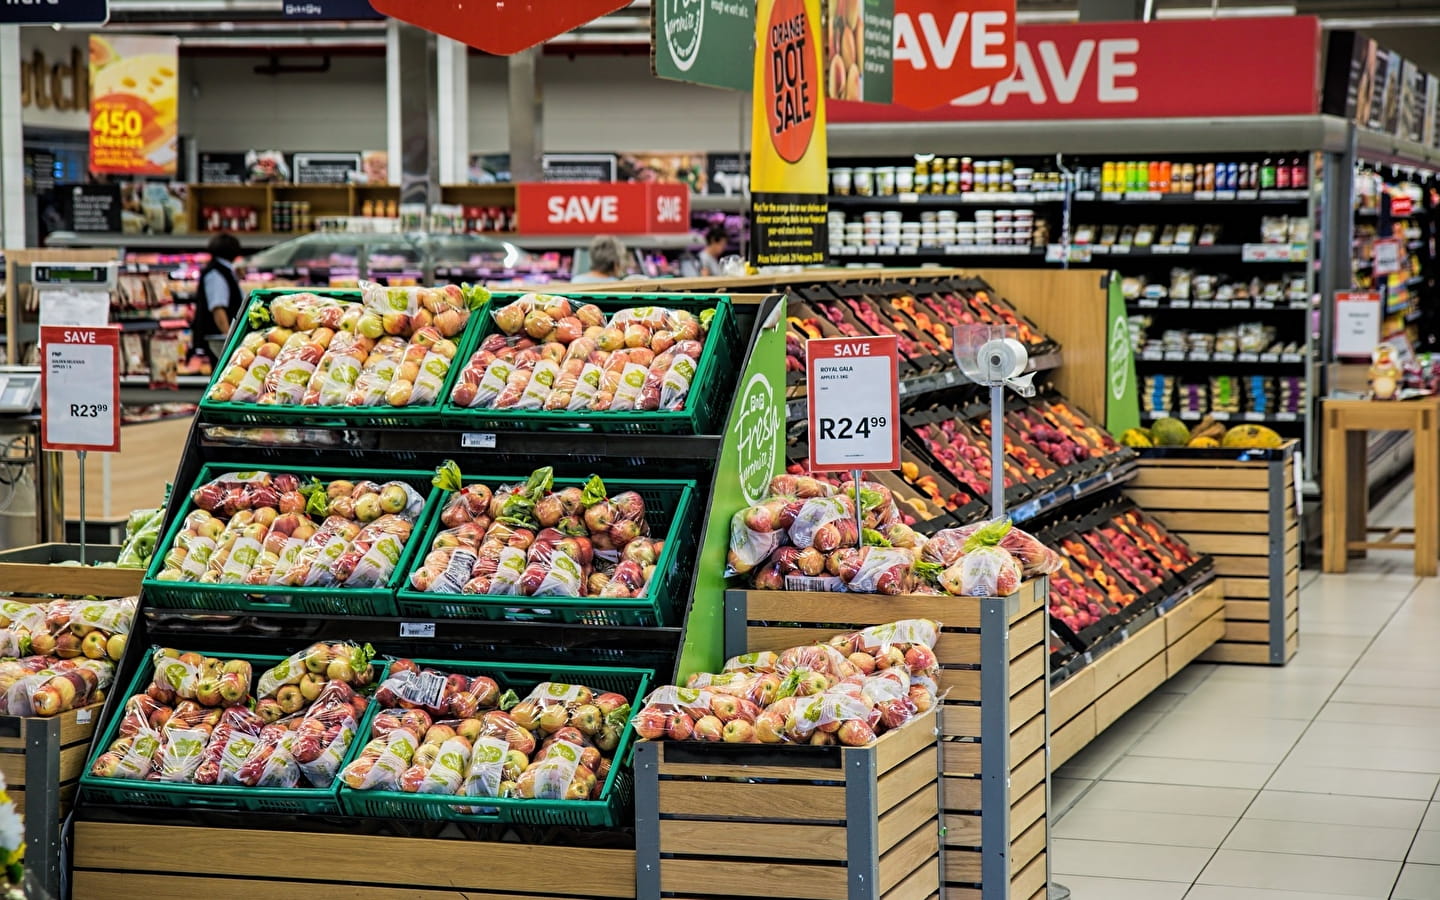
[829,190,1067,208]
[1128,298,1309,312]
[1073,188,1310,204]
[830,244,1042,260]
[1142,410,1302,425]
[783,351,1063,423]
[1080,244,1309,262]
[1135,351,1307,365]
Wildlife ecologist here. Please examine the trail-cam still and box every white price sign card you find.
[1333,291,1382,359]
[806,336,900,473]
[40,326,121,453]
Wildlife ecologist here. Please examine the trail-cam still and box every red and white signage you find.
[833,16,1320,122]
[1333,291,1382,358]
[517,182,691,235]
[807,336,901,473]
[893,0,1017,110]
[366,0,627,55]
[40,325,120,453]
[1391,194,1415,218]
[1373,238,1402,276]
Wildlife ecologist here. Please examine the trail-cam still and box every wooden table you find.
[1322,398,1439,576]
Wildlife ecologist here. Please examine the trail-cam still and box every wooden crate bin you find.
[1127,442,1299,665]
[70,821,638,899]
[724,579,1048,900]
[634,706,941,900]
[0,543,142,597]
[4,702,102,899]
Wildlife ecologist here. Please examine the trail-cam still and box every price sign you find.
[40,326,120,453]
[1334,291,1382,358]
[1373,238,1402,276]
[806,336,900,473]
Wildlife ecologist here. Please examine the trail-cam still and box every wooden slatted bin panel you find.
[71,822,638,899]
[636,706,940,900]
[1126,442,1299,665]
[723,579,1047,900]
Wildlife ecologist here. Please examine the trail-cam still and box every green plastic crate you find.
[441,292,736,435]
[337,658,651,827]
[79,648,384,814]
[142,463,440,616]
[393,474,697,626]
[197,287,482,427]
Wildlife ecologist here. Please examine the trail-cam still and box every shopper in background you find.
[570,235,628,283]
[192,232,246,361]
[698,225,729,276]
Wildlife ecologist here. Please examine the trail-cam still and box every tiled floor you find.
[1051,491,1440,899]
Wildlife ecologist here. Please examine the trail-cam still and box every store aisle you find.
[1051,493,1440,899]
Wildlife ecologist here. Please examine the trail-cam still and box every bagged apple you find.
[340,727,419,790]
[510,739,591,800]
[256,641,374,699]
[409,734,471,794]
[458,735,509,809]
[151,727,210,782]
[835,546,915,595]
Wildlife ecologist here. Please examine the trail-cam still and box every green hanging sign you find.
[1104,272,1140,435]
[651,0,756,92]
[677,295,787,681]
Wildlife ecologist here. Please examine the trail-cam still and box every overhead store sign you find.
[892,0,1016,109]
[282,0,383,18]
[88,35,178,176]
[0,0,107,25]
[367,0,627,54]
[652,0,756,91]
[824,0,894,104]
[516,182,690,234]
[830,16,1320,122]
[750,0,829,266]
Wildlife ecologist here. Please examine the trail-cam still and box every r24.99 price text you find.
[816,416,886,439]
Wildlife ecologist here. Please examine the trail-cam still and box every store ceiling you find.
[100,0,1440,76]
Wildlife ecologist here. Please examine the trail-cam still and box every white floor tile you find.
[1052,775,1092,816]
[1221,817,1414,861]
[1265,762,1440,800]
[1053,837,1214,882]
[1315,702,1440,727]
[1068,780,1257,818]
[1393,862,1440,900]
[1053,807,1236,848]
[1183,887,1385,900]
[1242,790,1426,830]
[1421,801,1440,831]
[1407,827,1440,865]
[1050,874,1189,899]
[1198,849,1400,896]
[1104,755,1276,790]
[1329,683,1440,708]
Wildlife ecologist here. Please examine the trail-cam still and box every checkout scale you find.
[0,262,117,547]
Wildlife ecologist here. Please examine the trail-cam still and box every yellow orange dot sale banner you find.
[88,35,179,177]
[749,0,829,267]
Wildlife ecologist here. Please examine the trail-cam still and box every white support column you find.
[385,21,402,185]
[436,37,468,186]
[0,26,27,248]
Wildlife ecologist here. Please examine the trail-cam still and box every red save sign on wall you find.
[807,335,901,473]
[893,0,1017,110]
[517,182,691,235]
[832,16,1321,122]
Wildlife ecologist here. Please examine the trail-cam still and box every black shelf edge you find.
[1073,188,1310,204]
[1128,300,1309,312]
[1141,410,1303,424]
[1135,353,1307,366]
[1009,459,1139,525]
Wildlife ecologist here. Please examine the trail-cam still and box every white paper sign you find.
[806,336,900,472]
[1333,291,1382,358]
[40,326,120,452]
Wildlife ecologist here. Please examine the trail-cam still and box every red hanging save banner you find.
[365,0,628,55]
[892,0,1017,110]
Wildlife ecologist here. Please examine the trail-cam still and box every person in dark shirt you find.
[192,233,244,361]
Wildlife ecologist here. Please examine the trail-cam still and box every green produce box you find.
[441,292,737,435]
[338,658,651,828]
[394,474,696,626]
[197,287,483,427]
[79,648,385,815]
[142,464,440,616]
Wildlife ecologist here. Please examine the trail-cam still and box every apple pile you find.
[0,595,133,663]
[155,470,426,589]
[914,418,1027,499]
[0,657,112,717]
[89,642,375,787]
[1112,509,1199,571]
[205,282,484,408]
[921,518,1061,597]
[636,619,941,746]
[451,295,714,413]
[408,465,661,600]
[785,314,824,372]
[341,662,631,803]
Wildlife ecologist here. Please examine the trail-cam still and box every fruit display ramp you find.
[70,289,775,900]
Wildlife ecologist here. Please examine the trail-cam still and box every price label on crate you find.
[806,336,900,473]
[40,325,120,453]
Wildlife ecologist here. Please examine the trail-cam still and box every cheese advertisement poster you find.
[89,35,179,176]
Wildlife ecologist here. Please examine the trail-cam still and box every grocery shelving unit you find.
[66,288,779,899]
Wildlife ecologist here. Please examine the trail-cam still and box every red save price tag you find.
[892,0,1017,110]
[516,183,690,235]
[40,326,121,453]
[806,336,900,473]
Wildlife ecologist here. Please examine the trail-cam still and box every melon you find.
[1221,424,1283,449]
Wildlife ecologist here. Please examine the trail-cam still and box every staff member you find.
[570,235,629,284]
[192,232,245,361]
[698,225,730,276]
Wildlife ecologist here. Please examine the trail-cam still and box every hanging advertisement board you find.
[88,35,179,176]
